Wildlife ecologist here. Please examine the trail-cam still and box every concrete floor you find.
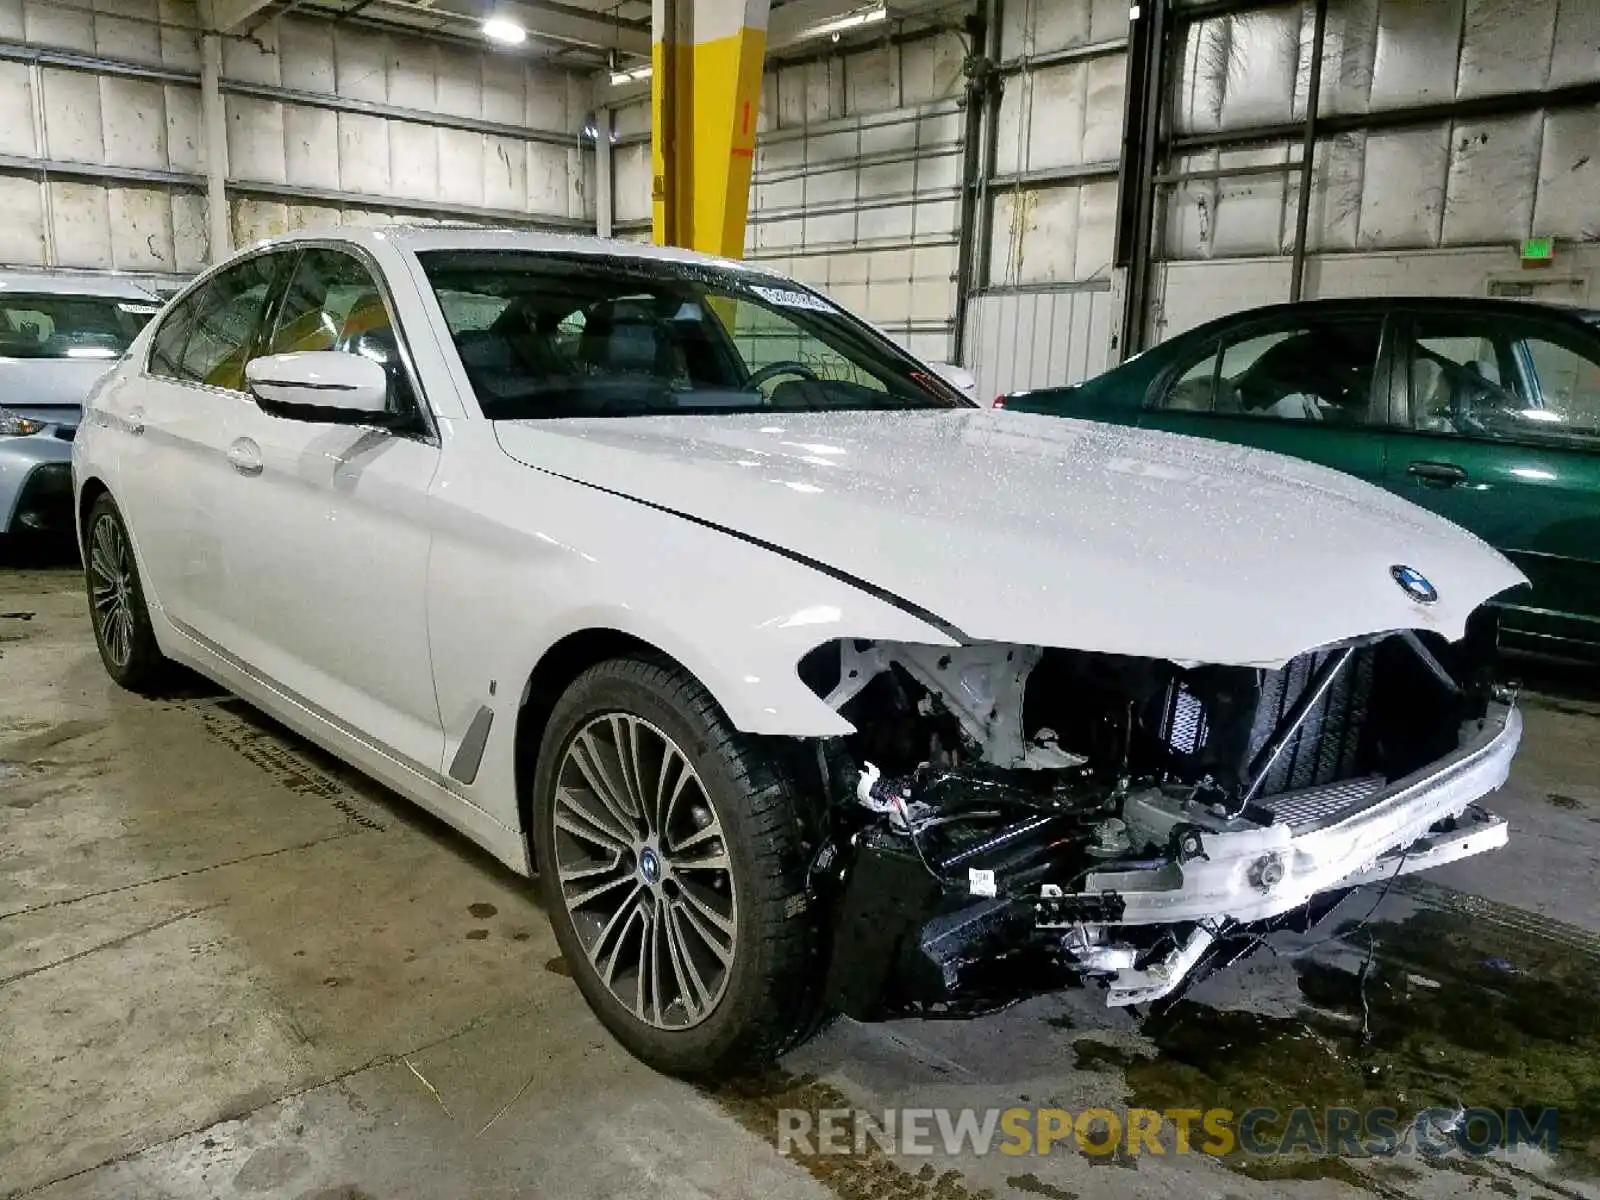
[4,552,1600,1200]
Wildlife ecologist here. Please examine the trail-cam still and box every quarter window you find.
[1162,320,1383,424]
[148,292,200,380]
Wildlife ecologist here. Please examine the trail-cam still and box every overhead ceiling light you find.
[608,63,652,86]
[481,16,526,44]
[797,3,887,41]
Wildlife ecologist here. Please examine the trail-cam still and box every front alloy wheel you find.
[534,656,821,1076]
[552,713,738,1029]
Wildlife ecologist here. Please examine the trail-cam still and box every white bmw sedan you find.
[74,228,1527,1076]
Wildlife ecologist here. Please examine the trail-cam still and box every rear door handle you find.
[1406,460,1467,486]
[226,439,263,477]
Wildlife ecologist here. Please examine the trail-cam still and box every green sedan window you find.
[1525,339,1600,436]
[1411,316,1600,450]
[1160,319,1383,425]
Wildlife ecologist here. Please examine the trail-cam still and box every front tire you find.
[83,494,172,694]
[533,656,821,1076]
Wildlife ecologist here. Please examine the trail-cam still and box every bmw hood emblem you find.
[1390,564,1438,605]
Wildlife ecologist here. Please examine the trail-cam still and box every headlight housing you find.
[0,407,44,436]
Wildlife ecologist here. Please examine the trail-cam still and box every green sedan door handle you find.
[1406,460,1468,487]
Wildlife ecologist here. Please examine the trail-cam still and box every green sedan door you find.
[1135,311,1392,487]
[1385,309,1600,660]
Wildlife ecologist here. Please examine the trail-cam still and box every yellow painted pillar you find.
[652,0,769,258]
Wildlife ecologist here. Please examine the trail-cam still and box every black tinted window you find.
[417,250,966,419]
[1164,319,1383,424]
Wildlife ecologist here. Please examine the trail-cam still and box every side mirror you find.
[245,351,392,424]
[929,361,978,399]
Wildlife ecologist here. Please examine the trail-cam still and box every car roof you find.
[1178,295,1600,337]
[245,225,771,276]
[0,271,164,302]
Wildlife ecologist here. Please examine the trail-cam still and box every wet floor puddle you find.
[1103,899,1600,1190]
[708,1071,996,1200]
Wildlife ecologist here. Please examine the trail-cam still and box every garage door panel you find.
[1441,113,1541,244]
[1535,107,1600,240]
[284,104,340,189]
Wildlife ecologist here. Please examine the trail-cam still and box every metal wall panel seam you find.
[997,36,1129,77]
[219,78,583,147]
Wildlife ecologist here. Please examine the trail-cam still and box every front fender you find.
[424,452,957,832]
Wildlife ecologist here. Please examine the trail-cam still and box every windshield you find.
[418,250,968,418]
[0,293,158,360]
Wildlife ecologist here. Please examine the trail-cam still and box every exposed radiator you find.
[1247,644,1376,797]
[1256,773,1385,828]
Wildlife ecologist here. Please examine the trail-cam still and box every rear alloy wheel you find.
[84,494,171,693]
[534,656,820,1076]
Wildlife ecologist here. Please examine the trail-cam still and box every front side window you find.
[266,248,415,413]
[1161,319,1383,424]
[1410,315,1600,448]
[0,294,156,360]
[150,254,282,391]
[417,251,967,419]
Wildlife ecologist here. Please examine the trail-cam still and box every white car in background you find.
[0,273,160,541]
[73,228,1525,1076]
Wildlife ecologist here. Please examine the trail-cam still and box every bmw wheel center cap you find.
[638,846,662,884]
[1390,564,1439,605]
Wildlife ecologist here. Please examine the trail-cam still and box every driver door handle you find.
[226,439,264,477]
[1406,460,1467,486]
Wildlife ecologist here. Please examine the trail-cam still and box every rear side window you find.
[1161,319,1384,425]
[148,254,283,391]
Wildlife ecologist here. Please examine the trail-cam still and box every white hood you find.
[0,357,115,414]
[494,408,1527,667]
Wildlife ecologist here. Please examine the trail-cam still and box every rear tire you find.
[533,655,822,1076]
[83,494,172,695]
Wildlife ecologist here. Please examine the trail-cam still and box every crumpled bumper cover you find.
[1053,702,1521,1005]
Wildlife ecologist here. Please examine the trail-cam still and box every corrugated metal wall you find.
[964,0,1126,396]
[748,34,970,365]
[12,0,1597,376]
[610,34,968,363]
[0,0,595,281]
[1154,0,1600,338]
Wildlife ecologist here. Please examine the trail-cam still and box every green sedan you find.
[1001,298,1600,662]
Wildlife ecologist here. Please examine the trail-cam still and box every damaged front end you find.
[797,618,1518,1019]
